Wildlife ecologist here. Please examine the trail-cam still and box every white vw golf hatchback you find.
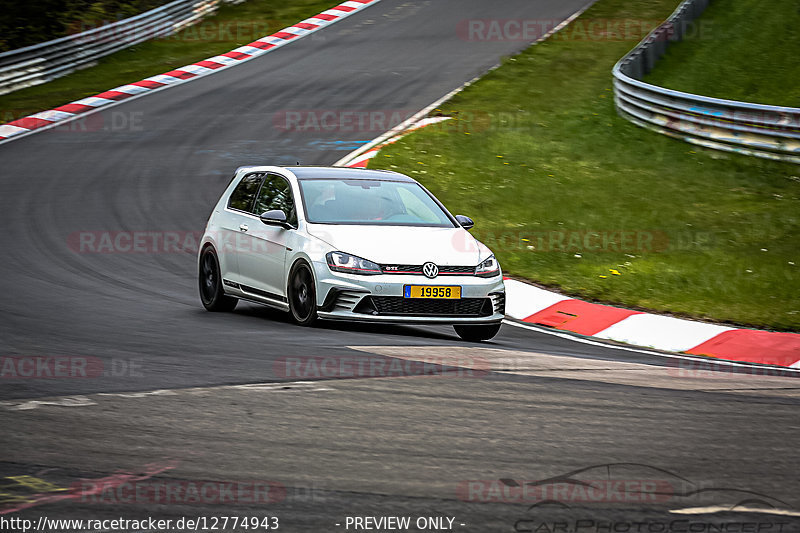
[199,166,505,341]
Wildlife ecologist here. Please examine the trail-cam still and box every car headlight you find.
[326,251,382,275]
[475,255,500,278]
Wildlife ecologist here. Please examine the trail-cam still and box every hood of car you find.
[306,224,491,266]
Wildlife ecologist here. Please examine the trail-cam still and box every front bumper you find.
[312,260,505,324]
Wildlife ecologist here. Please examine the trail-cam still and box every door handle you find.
[239,224,249,232]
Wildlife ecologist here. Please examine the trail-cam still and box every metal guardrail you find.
[612,0,800,164]
[0,0,242,96]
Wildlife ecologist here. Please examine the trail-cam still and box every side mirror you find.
[259,209,292,228]
[455,215,474,230]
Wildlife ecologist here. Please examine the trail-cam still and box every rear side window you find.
[228,172,265,212]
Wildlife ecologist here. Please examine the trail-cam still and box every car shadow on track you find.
[230,301,461,342]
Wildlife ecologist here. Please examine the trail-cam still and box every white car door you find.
[236,173,296,300]
[219,171,266,284]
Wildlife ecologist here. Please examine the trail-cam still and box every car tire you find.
[288,261,318,326]
[453,323,501,342]
[199,246,238,312]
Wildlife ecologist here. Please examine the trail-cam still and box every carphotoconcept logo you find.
[457,463,795,531]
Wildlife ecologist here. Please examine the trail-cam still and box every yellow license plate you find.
[404,285,461,299]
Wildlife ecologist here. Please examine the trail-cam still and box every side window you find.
[228,173,265,212]
[254,175,297,226]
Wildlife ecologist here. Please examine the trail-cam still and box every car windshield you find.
[298,179,455,227]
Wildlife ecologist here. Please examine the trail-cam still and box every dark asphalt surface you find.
[0,0,798,531]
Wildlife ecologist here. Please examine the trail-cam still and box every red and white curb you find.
[338,119,800,369]
[503,278,800,368]
[0,0,382,144]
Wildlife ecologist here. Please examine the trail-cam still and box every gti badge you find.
[422,262,439,279]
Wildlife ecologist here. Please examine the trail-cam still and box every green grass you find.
[0,0,337,124]
[367,0,800,331]
[644,0,800,106]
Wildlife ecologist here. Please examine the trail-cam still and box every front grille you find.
[380,264,475,276]
[380,264,422,274]
[356,296,492,317]
[440,265,476,274]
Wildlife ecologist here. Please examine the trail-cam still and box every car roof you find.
[286,166,417,183]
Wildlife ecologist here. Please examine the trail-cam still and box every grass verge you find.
[367,0,800,331]
[644,0,800,107]
[0,0,337,124]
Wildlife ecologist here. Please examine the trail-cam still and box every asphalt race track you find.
[1,0,799,531]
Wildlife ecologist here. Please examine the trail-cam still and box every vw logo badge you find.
[422,262,439,279]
